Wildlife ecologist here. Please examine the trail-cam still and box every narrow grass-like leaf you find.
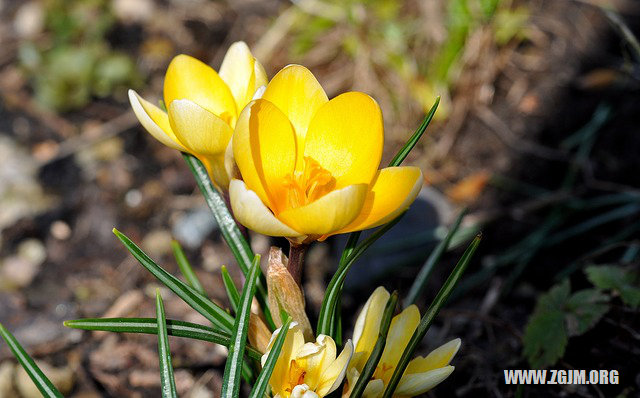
[183,153,274,328]
[350,292,398,398]
[249,316,292,398]
[221,255,262,398]
[172,240,205,296]
[113,228,234,332]
[317,214,405,336]
[388,97,440,167]
[221,265,241,314]
[0,323,63,398]
[63,318,262,360]
[155,292,178,398]
[382,234,481,398]
[405,208,468,305]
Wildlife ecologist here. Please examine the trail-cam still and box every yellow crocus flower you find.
[228,65,424,241]
[262,322,353,398]
[343,287,460,397]
[128,41,267,189]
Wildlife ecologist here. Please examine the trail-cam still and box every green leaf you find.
[388,97,440,167]
[221,255,262,398]
[565,289,609,336]
[586,265,640,308]
[317,214,405,336]
[350,292,398,398]
[0,323,64,398]
[182,153,274,329]
[249,317,292,398]
[113,228,234,332]
[382,234,481,398]
[221,265,241,314]
[523,309,567,369]
[63,318,262,360]
[155,292,178,398]
[172,240,205,296]
[405,208,468,305]
[523,280,611,369]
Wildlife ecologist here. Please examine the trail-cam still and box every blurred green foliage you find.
[290,0,529,118]
[523,265,639,368]
[18,0,142,112]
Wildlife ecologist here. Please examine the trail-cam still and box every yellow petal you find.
[262,64,328,159]
[405,338,461,374]
[254,59,268,89]
[352,287,390,370]
[277,184,368,235]
[229,180,303,237]
[233,99,298,213]
[218,41,259,110]
[163,54,237,125]
[362,379,384,398]
[128,89,185,151]
[394,366,455,396]
[379,305,420,378]
[203,154,231,190]
[339,167,423,233]
[262,323,306,395]
[168,99,233,156]
[304,92,383,189]
[317,339,353,396]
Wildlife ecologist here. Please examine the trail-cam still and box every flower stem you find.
[287,243,308,286]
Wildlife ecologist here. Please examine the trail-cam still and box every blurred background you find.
[0,0,639,397]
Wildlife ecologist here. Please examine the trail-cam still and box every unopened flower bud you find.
[267,246,313,341]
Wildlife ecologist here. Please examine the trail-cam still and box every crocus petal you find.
[229,180,304,237]
[405,338,461,374]
[361,379,385,398]
[163,54,237,125]
[233,99,298,213]
[352,287,390,370]
[277,184,368,235]
[304,92,383,189]
[218,41,259,110]
[262,64,328,161]
[168,99,233,156]
[264,323,306,396]
[379,305,420,377]
[338,167,423,233]
[317,339,354,396]
[128,90,185,151]
[394,366,455,396]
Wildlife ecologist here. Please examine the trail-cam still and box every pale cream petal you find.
[405,338,461,374]
[128,89,185,151]
[352,287,390,370]
[379,305,420,378]
[362,378,384,398]
[317,339,353,396]
[276,184,368,235]
[229,180,303,237]
[394,366,455,396]
[218,41,257,110]
[168,99,233,156]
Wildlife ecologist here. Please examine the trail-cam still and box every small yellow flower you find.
[262,323,353,398]
[128,42,267,189]
[229,65,424,241]
[343,287,460,397]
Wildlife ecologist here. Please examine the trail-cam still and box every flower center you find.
[282,157,335,210]
[284,359,307,395]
